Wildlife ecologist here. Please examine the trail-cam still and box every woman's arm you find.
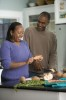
[10,57,34,69]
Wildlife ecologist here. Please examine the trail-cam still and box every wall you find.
[0,0,28,11]
[55,24,66,71]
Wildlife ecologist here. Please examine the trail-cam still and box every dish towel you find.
[44,78,66,88]
[52,78,66,88]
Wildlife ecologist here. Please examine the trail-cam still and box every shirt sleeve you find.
[1,41,11,69]
[23,28,33,58]
[48,34,58,70]
[23,28,30,47]
[24,41,32,58]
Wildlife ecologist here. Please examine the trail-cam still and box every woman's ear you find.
[10,31,12,36]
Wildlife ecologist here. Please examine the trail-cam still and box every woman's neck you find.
[11,39,20,46]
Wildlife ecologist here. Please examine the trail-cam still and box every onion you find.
[20,76,26,83]
[56,72,63,78]
[62,73,66,78]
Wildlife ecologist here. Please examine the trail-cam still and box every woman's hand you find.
[26,57,34,64]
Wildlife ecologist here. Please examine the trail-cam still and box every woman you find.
[0,22,43,87]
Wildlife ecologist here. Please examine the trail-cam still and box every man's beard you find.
[37,26,46,31]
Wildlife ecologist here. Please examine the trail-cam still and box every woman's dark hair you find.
[38,11,50,22]
[6,22,22,41]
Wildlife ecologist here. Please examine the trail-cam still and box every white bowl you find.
[29,3,35,7]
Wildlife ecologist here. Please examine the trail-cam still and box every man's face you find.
[37,16,49,31]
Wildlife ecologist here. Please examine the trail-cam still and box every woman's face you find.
[11,25,24,42]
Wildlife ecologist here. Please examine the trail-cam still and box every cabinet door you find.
[55,0,66,24]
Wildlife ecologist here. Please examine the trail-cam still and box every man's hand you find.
[33,60,43,71]
[33,55,43,61]
[33,55,43,71]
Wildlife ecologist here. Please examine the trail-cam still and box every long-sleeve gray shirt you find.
[23,27,57,73]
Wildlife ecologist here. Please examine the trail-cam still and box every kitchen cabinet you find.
[55,24,66,71]
[55,0,66,24]
[23,4,55,33]
[0,89,60,100]
[54,0,66,70]
[0,86,66,100]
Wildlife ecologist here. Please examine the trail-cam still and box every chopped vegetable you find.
[14,80,44,89]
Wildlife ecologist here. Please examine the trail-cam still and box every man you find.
[23,11,57,77]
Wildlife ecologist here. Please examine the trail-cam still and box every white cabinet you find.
[55,0,66,24]
[0,88,66,100]
[23,4,55,33]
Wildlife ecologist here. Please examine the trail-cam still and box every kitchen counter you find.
[0,84,66,92]
[0,84,66,100]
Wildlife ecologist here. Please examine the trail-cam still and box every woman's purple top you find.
[1,40,32,80]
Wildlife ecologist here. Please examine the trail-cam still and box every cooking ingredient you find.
[62,73,66,78]
[50,68,56,73]
[14,80,44,89]
[20,76,26,83]
[43,73,53,80]
[48,79,66,83]
[56,72,63,78]
[32,76,40,80]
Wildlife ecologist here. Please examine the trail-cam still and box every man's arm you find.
[23,28,30,46]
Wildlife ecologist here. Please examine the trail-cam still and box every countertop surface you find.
[0,83,66,92]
